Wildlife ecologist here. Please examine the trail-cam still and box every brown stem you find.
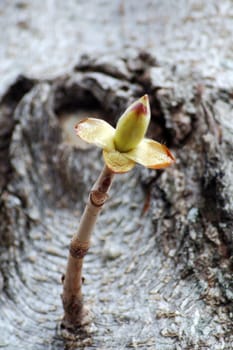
[61,165,114,328]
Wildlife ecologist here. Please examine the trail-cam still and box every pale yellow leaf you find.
[126,138,175,169]
[75,118,115,150]
[103,149,135,173]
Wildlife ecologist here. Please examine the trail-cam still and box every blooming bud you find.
[75,94,174,173]
[114,95,151,152]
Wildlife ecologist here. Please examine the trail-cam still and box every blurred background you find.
[1,0,233,92]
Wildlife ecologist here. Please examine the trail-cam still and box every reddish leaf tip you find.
[132,102,147,116]
[164,146,176,162]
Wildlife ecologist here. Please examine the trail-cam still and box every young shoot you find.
[61,95,175,329]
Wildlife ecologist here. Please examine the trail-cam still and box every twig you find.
[62,165,114,328]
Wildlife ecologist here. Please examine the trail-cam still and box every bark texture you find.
[0,52,232,350]
[0,1,233,349]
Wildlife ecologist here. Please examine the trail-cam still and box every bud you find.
[114,95,151,153]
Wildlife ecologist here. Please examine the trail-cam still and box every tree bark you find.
[0,2,233,348]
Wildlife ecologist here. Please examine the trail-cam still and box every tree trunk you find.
[0,1,232,349]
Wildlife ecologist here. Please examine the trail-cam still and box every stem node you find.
[69,239,90,259]
[62,166,114,328]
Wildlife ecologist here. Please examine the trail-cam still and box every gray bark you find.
[0,1,233,349]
